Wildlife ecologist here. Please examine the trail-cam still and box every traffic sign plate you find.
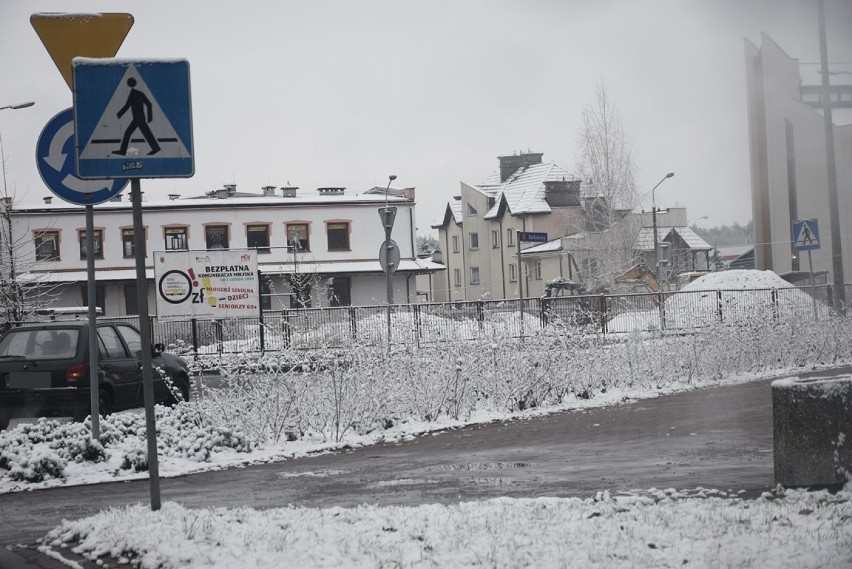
[379,239,400,274]
[73,58,194,179]
[518,231,548,243]
[792,219,820,251]
[31,13,134,89]
[36,108,128,205]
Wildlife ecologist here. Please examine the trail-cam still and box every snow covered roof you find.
[480,162,576,219]
[633,227,712,252]
[519,238,564,254]
[15,193,409,213]
[432,198,463,228]
[19,259,443,284]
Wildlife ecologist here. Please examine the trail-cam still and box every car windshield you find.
[0,328,80,360]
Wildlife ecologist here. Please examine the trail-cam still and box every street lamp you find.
[0,101,35,111]
[651,172,675,278]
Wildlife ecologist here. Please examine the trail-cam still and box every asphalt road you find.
[2,368,845,567]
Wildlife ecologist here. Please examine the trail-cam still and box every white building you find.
[7,184,440,317]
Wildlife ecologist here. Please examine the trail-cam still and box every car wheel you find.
[98,388,113,417]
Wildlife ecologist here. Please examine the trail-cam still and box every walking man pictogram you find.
[801,223,813,245]
[112,77,161,156]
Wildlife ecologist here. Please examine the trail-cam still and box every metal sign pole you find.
[85,205,100,441]
[808,249,818,319]
[131,179,161,510]
[518,243,524,342]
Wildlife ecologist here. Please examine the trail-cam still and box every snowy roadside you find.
[0,363,812,495]
[39,486,852,569]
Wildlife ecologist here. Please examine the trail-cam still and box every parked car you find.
[0,322,190,430]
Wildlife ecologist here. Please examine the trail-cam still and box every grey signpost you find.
[517,232,547,341]
[379,205,398,344]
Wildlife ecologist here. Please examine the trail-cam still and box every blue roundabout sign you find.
[36,108,128,205]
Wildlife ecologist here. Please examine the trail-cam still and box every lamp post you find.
[0,101,35,112]
[651,172,675,278]
[381,175,397,345]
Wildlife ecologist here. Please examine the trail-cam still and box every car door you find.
[97,325,142,410]
[114,324,166,403]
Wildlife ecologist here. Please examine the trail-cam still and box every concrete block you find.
[772,375,852,487]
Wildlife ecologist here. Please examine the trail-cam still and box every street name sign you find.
[518,231,548,243]
[792,219,820,251]
[31,13,134,89]
[72,58,194,179]
[36,108,128,205]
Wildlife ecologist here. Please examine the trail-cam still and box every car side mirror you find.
[153,342,165,354]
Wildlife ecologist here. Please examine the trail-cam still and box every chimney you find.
[317,187,345,196]
[403,187,416,201]
[168,194,180,201]
[282,186,298,198]
[262,186,276,197]
[109,195,121,202]
[497,152,544,182]
[43,196,52,205]
[543,179,581,207]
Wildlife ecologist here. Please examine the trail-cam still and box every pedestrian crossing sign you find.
[72,58,194,179]
[792,218,820,251]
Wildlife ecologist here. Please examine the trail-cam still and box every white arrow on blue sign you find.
[36,108,128,205]
[72,58,194,179]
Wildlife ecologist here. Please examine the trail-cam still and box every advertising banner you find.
[154,250,258,321]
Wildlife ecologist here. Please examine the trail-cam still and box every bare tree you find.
[574,82,642,291]
[0,134,62,327]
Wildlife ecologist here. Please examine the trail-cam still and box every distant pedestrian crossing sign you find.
[72,58,194,179]
[792,218,820,251]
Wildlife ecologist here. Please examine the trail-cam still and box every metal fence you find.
[81,283,849,357]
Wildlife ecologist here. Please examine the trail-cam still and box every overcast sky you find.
[1,0,851,235]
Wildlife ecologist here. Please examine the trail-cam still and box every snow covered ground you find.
[40,487,852,569]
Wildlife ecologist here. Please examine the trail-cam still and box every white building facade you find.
[8,185,439,318]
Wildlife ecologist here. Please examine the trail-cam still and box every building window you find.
[534,261,542,280]
[79,230,103,260]
[452,235,460,253]
[467,203,478,216]
[491,230,499,249]
[260,277,272,311]
[205,225,229,249]
[122,228,146,258]
[509,263,518,282]
[287,223,310,251]
[329,277,351,307]
[247,224,270,253]
[507,228,515,247]
[81,285,105,314]
[469,232,479,250]
[470,266,480,285]
[454,268,462,287]
[124,285,138,315]
[326,222,350,251]
[34,231,59,261]
[164,227,188,250]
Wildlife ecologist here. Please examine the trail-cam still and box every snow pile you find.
[608,270,828,332]
[0,407,252,488]
[42,488,852,569]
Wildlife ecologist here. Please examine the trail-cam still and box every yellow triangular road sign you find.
[31,13,134,89]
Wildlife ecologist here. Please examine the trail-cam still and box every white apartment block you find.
[5,184,440,317]
[431,153,712,301]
